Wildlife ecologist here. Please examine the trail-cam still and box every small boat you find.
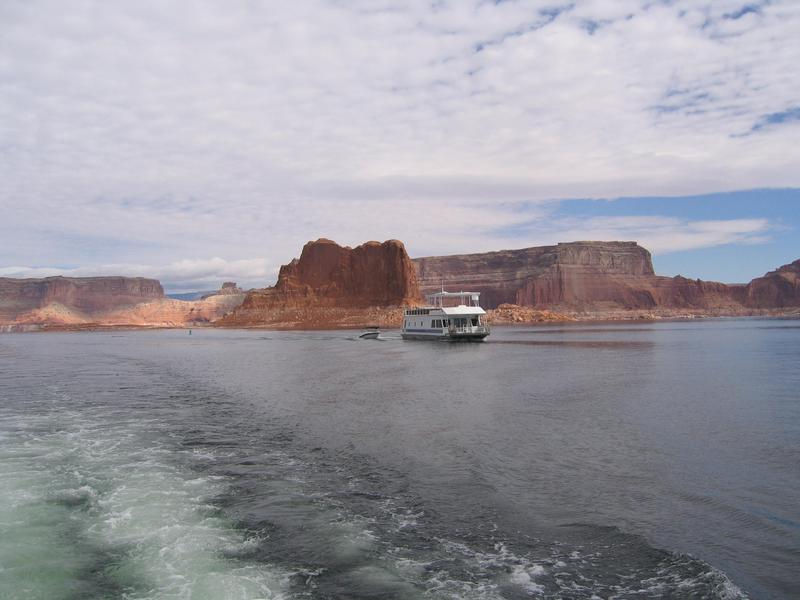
[358,327,380,339]
[402,290,490,341]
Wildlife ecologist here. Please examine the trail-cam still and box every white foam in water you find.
[0,399,290,600]
[509,565,545,594]
[637,555,749,600]
[395,534,751,600]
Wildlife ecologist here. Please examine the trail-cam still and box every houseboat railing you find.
[448,324,490,335]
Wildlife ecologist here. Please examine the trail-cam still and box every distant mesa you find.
[201,281,244,299]
[0,276,164,325]
[221,281,242,293]
[0,276,246,329]
[415,241,654,309]
[414,241,800,313]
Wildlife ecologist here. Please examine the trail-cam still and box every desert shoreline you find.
[4,309,799,334]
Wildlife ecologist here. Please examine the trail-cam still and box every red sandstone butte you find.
[220,238,420,327]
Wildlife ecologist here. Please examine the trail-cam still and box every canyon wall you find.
[415,242,658,309]
[741,259,800,308]
[0,276,164,323]
[0,277,245,328]
[415,242,799,312]
[220,238,420,327]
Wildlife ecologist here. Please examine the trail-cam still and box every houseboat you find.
[402,290,490,341]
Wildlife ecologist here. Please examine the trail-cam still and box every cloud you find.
[486,214,774,254]
[0,0,797,284]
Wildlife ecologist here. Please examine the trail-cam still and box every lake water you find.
[1,320,798,599]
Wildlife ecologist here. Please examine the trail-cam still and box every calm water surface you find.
[1,320,798,599]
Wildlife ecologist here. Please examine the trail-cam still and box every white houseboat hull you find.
[401,328,490,342]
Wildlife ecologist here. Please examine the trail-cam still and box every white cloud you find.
[0,0,797,285]
[528,216,773,254]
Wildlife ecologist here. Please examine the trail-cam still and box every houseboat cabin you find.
[401,291,490,341]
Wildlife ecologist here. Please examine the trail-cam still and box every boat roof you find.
[441,306,486,315]
[412,305,486,315]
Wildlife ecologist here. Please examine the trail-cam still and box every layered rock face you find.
[0,276,164,323]
[273,238,419,307]
[415,242,799,312]
[94,294,246,327]
[415,242,657,309]
[221,239,420,327]
[742,259,800,308]
[0,276,248,328]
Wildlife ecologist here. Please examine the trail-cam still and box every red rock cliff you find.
[273,238,420,307]
[742,259,800,308]
[221,239,420,326]
[414,242,799,312]
[0,276,164,323]
[415,242,656,309]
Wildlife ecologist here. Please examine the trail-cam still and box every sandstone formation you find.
[220,239,420,328]
[0,276,164,324]
[95,294,246,327]
[415,242,654,309]
[741,259,800,308]
[273,238,419,307]
[415,242,800,313]
[0,276,246,328]
[202,281,243,298]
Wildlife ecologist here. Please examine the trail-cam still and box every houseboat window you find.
[471,317,478,326]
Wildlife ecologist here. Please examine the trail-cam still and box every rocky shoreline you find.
[5,305,799,334]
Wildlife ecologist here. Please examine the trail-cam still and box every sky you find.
[1,0,798,291]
